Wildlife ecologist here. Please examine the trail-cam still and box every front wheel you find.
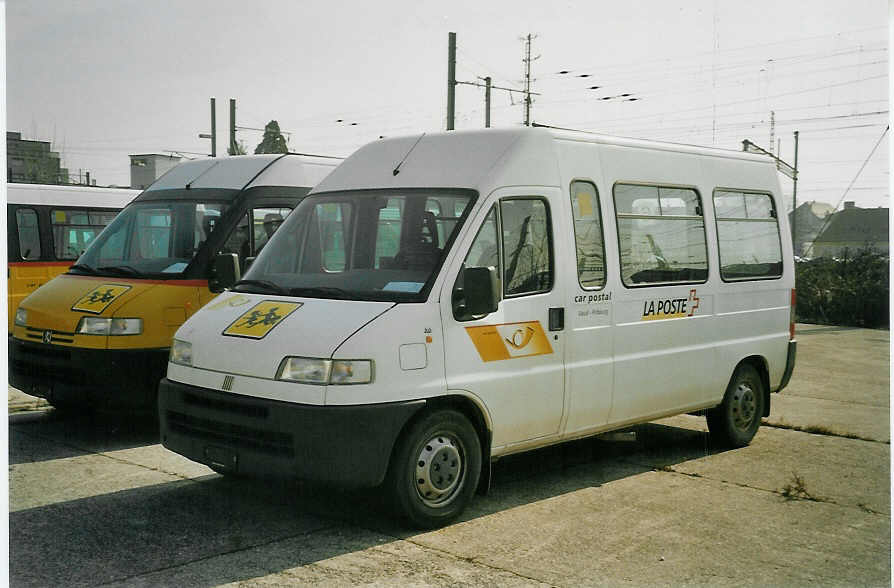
[706,364,764,448]
[387,409,481,529]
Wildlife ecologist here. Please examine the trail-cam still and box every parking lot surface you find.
[8,324,890,586]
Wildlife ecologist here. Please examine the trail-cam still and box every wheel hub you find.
[415,435,463,506]
[731,382,757,431]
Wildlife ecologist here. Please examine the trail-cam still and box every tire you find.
[387,409,482,529]
[210,465,247,480]
[706,363,764,448]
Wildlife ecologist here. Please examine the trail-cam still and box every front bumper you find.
[8,335,169,410]
[158,378,426,487]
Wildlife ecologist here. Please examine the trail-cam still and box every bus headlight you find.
[76,317,143,335]
[170,339,193,366]
[14,308,27,327]
[276,357,373,385]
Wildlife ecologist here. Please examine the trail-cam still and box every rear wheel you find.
[707,363,764,448]
[387,409,481,529]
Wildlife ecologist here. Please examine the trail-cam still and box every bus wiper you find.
[232,279,288,295]
[68,263,98,275]
[98,265,146,277]
[288,286,351,299]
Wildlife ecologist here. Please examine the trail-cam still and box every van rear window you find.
[714,190,783,281]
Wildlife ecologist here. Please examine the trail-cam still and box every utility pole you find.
[198,98,217,157]
[522,33,539,126]
[449,33,535,129]
[792,130,800,254]
[229,99,237,154]
[447,32,456,131]
[210,98,217,157]
[769,111,775,155]
[485,77,492,128]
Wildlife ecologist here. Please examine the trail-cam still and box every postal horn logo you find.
[505,325,536,350]
[465,321,552,362]
[71,284,132,314]
[222,300,303,339]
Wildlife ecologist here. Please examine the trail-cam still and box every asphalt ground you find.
[7,324,891,586]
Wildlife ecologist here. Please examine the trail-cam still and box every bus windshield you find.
[72,199,230,278]
[236,189,475,302]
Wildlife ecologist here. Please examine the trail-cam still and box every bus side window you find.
[51,208,117,260]
[15,208,41,260]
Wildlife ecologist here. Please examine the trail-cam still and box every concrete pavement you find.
[8,323,890,586]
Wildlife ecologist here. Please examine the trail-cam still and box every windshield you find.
[236,189,476,301]
[73,199,231,277]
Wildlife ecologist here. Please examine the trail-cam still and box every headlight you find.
[170,339,193,366]
[14,308,27,327]
[276,357,374,385]
[277,357,330,384]
[76,317,142,335]
[330,360,373,385]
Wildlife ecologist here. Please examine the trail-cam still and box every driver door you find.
[442,189,566,449]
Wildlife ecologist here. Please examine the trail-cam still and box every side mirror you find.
[463,266,500,316]
[210,253,241,292]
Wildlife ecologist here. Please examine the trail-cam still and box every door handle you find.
[548,307,564,332]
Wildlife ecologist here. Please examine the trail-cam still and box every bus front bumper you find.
[8,336,169,411]
[158,378,426,487]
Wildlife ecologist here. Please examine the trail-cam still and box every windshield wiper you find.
[288,286,351,299]
[232,279,288,295]
[98,265,146,278]
[68,263,98,275]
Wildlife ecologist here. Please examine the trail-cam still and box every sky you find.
[5,0,890,211]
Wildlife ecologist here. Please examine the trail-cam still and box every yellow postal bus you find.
[10,154,338,411]
[7,183,138,330]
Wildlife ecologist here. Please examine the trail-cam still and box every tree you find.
[254,120,289,154]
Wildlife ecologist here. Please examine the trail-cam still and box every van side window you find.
[501,198,552,296]
[15,208,41,260]
[222,212,252,263]
[614,183,707,286]
[570,181,605,289]
[253,207,292,254]
[51,209,117,260]
[375,198,403,268]
[714,190,783,280]
[453,206,499,321]
[316,202,352,271]
[464,206,499,270]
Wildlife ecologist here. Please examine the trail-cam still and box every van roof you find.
[312,127,774,194]
[143,153,340,194]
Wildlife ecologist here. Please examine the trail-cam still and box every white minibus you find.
[158,128,797,528]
